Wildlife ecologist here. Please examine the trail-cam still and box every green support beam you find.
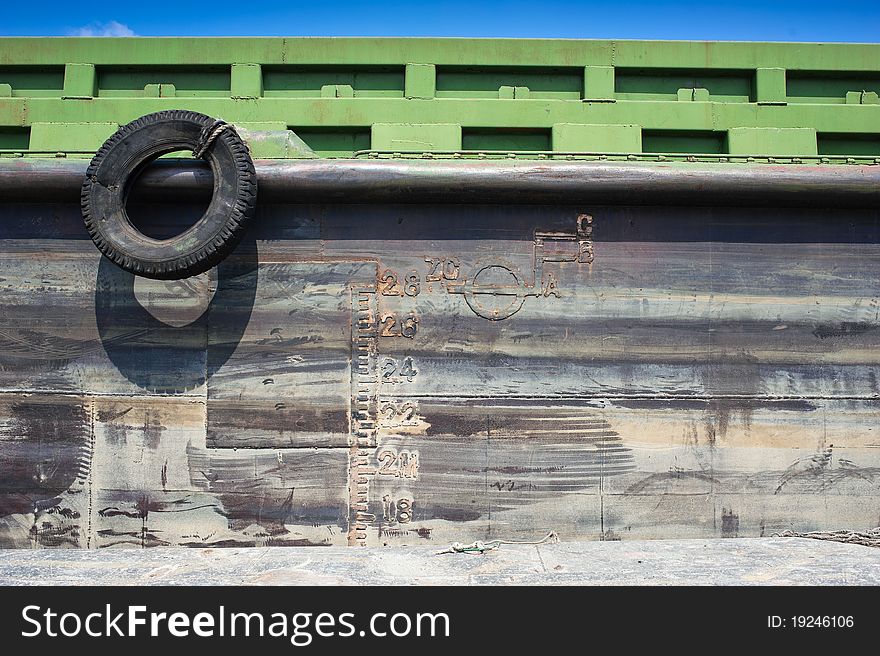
[231,63,263,99]
[143,83,177,98]
[552,124,642,152]
[677,88,710,102]
[62,63,96,99]
[583,66,615,102]
[755,68,787,105]
[405,64,436,99]
[0,38,877,70]
[29,122,118,151]
[727,127,818,156]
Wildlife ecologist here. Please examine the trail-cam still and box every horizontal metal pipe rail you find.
[2,159,879,207]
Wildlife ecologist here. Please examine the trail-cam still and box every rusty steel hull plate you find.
[1,200,879,548]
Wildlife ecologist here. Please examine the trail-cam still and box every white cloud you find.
[70,21,136,37]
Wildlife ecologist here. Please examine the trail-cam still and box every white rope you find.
[437,531,558,555]
[774,527,880,548]
[193,120,231,159]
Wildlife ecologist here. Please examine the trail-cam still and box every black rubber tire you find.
[81,110,257,280]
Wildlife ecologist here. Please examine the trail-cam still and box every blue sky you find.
[2,1,879,42]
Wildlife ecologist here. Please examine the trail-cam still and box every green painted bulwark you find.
[0,38,878,157]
